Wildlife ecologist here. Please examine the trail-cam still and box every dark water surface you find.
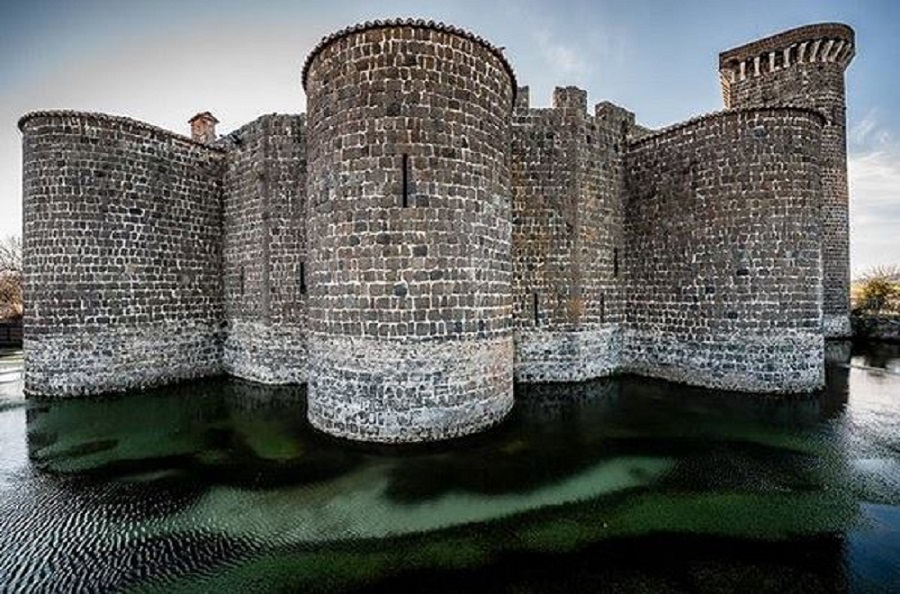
[0,343,898,593]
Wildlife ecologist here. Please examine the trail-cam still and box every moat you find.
[0,343,898,592]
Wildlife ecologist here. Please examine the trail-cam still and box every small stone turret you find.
[718,23,855,337]
[189,111,219,144]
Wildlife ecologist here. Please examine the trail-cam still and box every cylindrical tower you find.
[302,19,516,443]
[718,23,855,337]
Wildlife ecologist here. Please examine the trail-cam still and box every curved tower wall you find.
[719,24,855,337]
[625,108,825,392]
[20,112,225,396]
[303,22,516,442]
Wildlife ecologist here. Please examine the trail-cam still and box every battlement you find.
[514,87,640,137]
[719,23,855,88]
[552,86,588,112]
[717,23,854,336]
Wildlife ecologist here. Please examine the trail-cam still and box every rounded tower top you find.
[719,22,855,76]
[301,18,517,101]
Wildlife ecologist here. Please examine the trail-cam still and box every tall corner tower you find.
[718,23,855,337]
[302,19,517,443]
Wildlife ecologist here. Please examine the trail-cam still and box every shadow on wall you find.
[0,318,22,348]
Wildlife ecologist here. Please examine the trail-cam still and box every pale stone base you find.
[223,319,306,385]
[823,314,852,338]
[24,322,223,397]
[307,333,514,443]
[622,330,825,393]
[824,339,852,364]
[514,325,623,383]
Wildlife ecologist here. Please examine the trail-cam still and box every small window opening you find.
[613,248,619,278]
[401,153,410,207]
[600,293,605,324]
[239,266,245,296]
[299,261,307,295]
[533,292,540,326]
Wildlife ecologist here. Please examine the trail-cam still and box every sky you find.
[0,0,897,276]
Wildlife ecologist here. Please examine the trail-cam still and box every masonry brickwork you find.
[718,24,855,337]
[220,114,308,385]
[624,108,826,392]
[18,19,856,443]
[20,112,225,396]
[510,88,629,383]
[303,23,515,442]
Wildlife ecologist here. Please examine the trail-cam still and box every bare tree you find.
[860,264,900,283]
[0,235,22,320]
[854,264,900,314]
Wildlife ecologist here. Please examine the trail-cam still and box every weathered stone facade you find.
[20,112,225,396]
[624,108,827,392]
[220,114,308,385]
[303,23,516,442]
[719,24,855,337]
[19,20,856,443]
[510,87,629,383]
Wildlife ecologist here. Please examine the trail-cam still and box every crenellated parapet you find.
[718,23,854,105]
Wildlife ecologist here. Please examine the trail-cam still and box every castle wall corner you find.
[221,113,308,385]
[510,92,629,382]
[304,22,516,443]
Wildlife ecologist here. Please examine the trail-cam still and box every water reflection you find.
[852,341,900,374]
[0,344,897,592]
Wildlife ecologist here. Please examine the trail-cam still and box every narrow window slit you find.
[533,292,540,326]
[613,248,619,278]
[299,261,307,295]
[401,153,409,207]
[600,293,605,324]
[239,266,245,296]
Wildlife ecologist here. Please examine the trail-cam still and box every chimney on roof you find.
[188,111,219,144]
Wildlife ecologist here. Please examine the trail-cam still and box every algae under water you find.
[0,342,898,592]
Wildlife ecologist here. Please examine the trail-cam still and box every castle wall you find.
[221,114,307,384]
[719,24,854,337]
[510,88,628,382]
[624,108,825,392]
[20,112,225,396]
[15,20,858,431]
[303,21,515,442]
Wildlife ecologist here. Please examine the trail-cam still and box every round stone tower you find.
[718,23,856,338]
[302,19,516,443]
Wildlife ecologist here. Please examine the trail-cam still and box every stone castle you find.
[19,20,855,442]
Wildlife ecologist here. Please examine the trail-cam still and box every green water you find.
[0,343,898,592]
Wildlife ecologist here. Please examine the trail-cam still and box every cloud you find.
[850,110,878,146]
[850,108,895,150]
[848,148,900,276]
[534,29,588,77]
[845,107,900,276]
